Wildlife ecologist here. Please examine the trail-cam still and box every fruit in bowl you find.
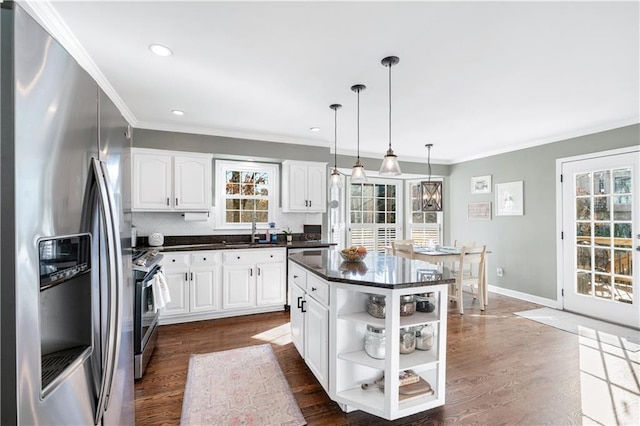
[339,246,367,262]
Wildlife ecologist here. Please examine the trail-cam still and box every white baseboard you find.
[488,285,560,309]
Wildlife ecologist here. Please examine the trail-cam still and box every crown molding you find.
[19,0,138,126]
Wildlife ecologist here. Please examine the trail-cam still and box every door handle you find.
[297,296,303,308]
[301,299,307,313]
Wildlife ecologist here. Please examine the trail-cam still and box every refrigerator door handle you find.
[86,158,123,425]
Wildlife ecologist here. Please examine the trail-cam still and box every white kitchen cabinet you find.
[221,265,254,309]
[289,261,330,392]
[132,148,212,212]
[282,160,326,213]
[160,251,221,322]
[221,248,286,310]
[256,261,286,306]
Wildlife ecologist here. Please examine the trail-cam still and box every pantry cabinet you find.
[132,148,212,211]
[282,160,326,213]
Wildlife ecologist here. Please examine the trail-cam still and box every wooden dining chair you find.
[391,240,415,260]
[453,240,477,276]
[449,245,486,315]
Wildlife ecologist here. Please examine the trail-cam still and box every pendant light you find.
[420,143,443,211]
[329,103,343,189]
[379,56,402,176]
[350,84,368,184]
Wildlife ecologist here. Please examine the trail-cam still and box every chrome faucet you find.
[251,212,257,244]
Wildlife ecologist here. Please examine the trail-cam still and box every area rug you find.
[180,344,306,425]
[515,307,640,352]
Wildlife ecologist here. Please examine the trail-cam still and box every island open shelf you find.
[288,250,453,421]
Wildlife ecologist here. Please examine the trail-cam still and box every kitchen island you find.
[288,249,454,421]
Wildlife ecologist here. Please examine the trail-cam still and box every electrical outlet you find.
[496,267,504,277]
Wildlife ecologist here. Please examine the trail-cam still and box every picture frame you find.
[467,202,492,220]
[495,181,524,216]
[471,175,492,194]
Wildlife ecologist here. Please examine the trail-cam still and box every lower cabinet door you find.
[304,295,329,391]
[290,283,306,357]
[256,262,286,305]
[222,265,254,309]
[190,266,219,313]
[163,269,189,316]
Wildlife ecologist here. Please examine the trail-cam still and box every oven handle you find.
[142,266,163,289]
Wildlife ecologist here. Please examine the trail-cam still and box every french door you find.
[560,148,639,328]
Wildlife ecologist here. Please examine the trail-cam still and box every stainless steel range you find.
[132,250,163,379]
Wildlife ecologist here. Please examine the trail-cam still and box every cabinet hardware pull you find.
[185,273,188,281]
[250,268,253,276]
[190,272,193,281]
[176,197,179,206]
[297,296,303,308]
[237,256,240,259]
[270,255,273,258]
[172,259,176,262]
[293,275,298,279]
[309,200,311,207]
[258,267,261,276]
[167,197,170,206]
[311,287,317,292]
[301,300,307,313]
[203,257,206,261]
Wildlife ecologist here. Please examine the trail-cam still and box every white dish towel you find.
[152,268,171,312]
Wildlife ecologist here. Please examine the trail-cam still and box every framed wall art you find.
[467,202,492,220]
[495,181,524,216]
[471,175,492,194]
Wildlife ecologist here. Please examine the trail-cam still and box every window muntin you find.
[216,160,277,228]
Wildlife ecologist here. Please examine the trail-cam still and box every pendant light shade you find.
[379,56,402,176]
[420,143,443,211]
[329,103,343,189]
[350,84,368,184]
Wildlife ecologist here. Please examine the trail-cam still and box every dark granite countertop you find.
[138,240,334,252]
[289,249,455,289]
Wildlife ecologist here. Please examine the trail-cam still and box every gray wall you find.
[447,124,639,300]
[133,125,638,301]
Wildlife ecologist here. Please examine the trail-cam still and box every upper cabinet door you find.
[282,160,327,213]
[306,163,326,213]
[174,156,211,210]
[131,149,212,212]
[132,152,173,210]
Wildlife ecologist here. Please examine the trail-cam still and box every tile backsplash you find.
[132,208,321,238]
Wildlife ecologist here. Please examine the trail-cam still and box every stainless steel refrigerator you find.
[1,3,134,425]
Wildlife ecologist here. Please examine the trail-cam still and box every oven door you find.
[134,265,160,355]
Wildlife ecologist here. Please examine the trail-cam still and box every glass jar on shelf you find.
[399,295,416,316]
[415,324,434,351]
[416,292,436,313]
[399,327,416,354]
[364,325,386,359]
[366,294,386,318]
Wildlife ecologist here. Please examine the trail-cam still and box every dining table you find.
[412,246,489,307]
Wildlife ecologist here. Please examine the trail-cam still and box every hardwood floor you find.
[135,293,584,425]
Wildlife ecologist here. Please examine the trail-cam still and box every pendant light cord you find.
[427,144,432,183]
[388,62,392,151]
[357,88,361,162]
[334,107,338,168]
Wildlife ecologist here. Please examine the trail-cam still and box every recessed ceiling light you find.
[149,44,172,57]
[310,127,320,132]
[172,110,184,116]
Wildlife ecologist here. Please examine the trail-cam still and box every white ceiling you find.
[24,1,639,164]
